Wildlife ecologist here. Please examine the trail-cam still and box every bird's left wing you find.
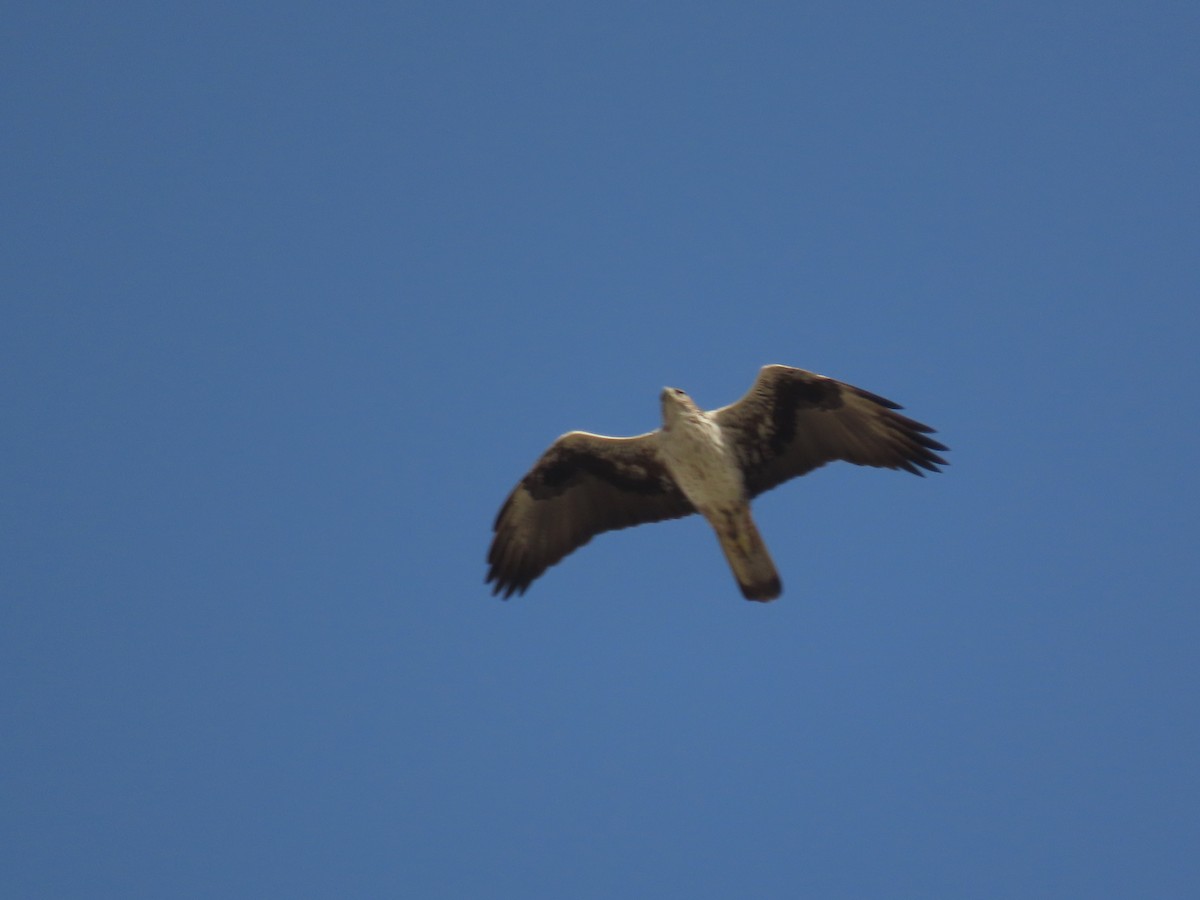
[486,431,696,598]
[714,365,949,498]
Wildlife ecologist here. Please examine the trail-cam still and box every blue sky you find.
[4,2,1198,897]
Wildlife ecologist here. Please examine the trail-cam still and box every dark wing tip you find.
[485,567,533,599]
[849,385,904,410]
[485,572,525,600]
[485,543,535,599]
[850,384,950,470]
[874,404,950,476]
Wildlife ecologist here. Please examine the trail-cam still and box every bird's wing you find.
[713,365,949,498]
[486,431,695,598]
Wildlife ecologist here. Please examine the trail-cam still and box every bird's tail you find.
[714,507,781,602]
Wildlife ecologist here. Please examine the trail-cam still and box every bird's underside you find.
[486,365,948,601]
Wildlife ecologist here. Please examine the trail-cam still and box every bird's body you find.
[657,388,781,599]
[486,365,948,602]
[658,389,742,513]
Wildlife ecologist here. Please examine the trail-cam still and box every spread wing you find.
[714,365,949,498]
[486,431,696,598]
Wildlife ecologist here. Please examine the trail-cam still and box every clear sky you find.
[4,2,1198,897]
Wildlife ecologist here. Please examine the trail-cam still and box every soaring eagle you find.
[486,365,948,601]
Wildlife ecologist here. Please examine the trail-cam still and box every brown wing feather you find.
[714,365,949,498]
[486,431,695,598]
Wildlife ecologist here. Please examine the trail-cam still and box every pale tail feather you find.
[714,507,781,602]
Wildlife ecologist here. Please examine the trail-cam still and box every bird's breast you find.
[658,416,745,513]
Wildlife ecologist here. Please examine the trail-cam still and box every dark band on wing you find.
[763,374,846,455]
[531,445,671,499]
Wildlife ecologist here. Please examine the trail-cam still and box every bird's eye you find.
[673,389,684,395]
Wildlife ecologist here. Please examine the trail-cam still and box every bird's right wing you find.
[486,431,696,598]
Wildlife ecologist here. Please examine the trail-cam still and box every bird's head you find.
[660,387,698,427]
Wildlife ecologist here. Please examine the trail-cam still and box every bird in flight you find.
[486,365,948,601]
